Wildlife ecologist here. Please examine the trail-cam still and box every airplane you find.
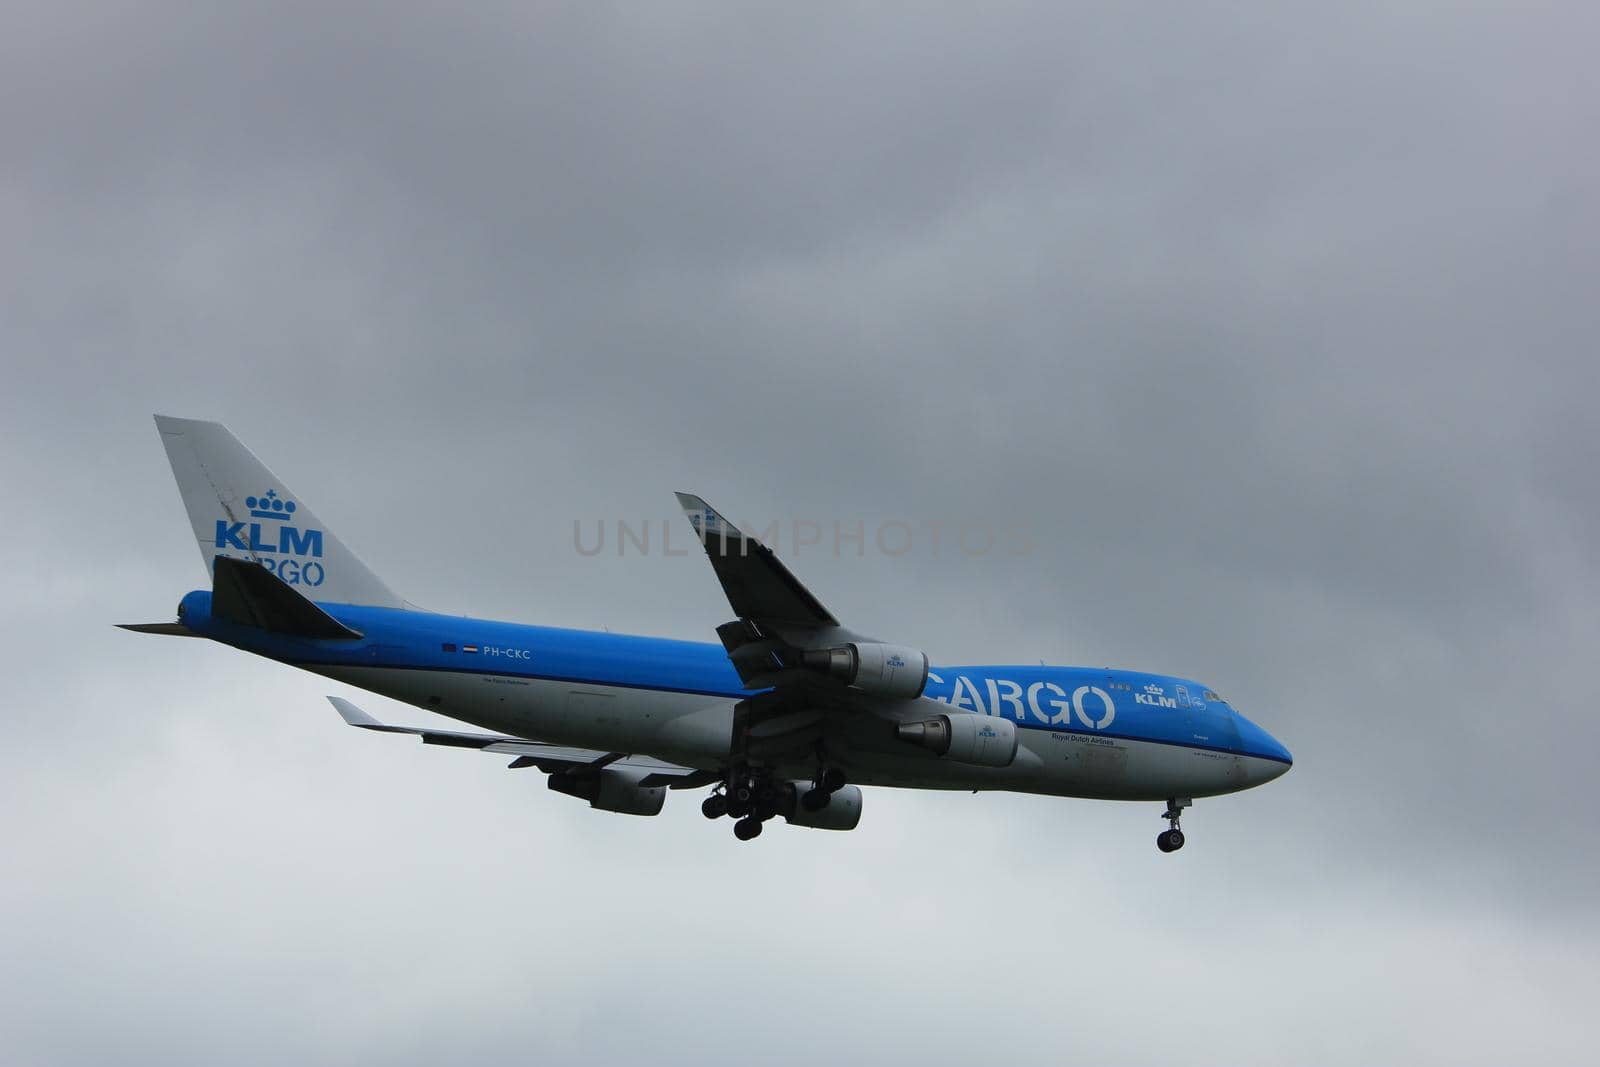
[122,415,1292,850]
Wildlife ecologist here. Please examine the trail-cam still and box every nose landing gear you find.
[1157,796,1191,852]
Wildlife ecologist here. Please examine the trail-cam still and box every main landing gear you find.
[701,763,849,841]
[701,783,745,832]
[1157,796,1191,853]
[701,764,785,841]
[801,767,846,813]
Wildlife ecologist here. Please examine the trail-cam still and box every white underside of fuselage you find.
[308,664,1282,802]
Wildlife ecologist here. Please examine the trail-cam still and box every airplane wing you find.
[675,494,943,770]
[328,697,709,787]
[673,493,841,631]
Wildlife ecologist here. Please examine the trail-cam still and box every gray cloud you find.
[3,2,1597,1063]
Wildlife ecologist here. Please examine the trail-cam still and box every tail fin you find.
[154,415,405,608]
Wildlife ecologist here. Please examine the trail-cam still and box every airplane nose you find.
[1256,751,1292,784]
[1233,712,1293,784]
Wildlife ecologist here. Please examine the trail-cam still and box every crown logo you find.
[1144,684,1164,695]
[245,489,298,521]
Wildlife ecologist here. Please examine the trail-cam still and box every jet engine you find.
[781,783,863,831]
[801,642,928,699]
[895,713,1018,767]
[547,766,665,816]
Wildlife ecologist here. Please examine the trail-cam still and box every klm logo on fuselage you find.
[213,489,325,586]
[1135,683,1177,709]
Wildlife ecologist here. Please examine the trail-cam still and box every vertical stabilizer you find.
[154,415,405,609]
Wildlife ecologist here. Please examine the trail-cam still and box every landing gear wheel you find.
[701,794,728,820]
[1157,796,1191,853]
[821,768,847,793]
[727,782,753,818]
[801,788,829,812]
[733,816,763,841]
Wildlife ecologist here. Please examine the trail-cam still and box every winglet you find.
[328,696,385,729]
[674,492,747,545]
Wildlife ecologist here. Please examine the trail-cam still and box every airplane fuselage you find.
[177,590,1292,802]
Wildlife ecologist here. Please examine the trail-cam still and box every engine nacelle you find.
[781,783,863,831]
[547,766,665,816]
[801,642,928,700]
[896,713,1018,767]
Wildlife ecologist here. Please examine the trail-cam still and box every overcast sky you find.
[3,2,1597,1064]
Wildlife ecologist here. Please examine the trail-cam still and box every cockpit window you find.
[1203,690,1220,702]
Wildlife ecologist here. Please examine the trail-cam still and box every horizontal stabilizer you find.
[213,556,362,639]
[116,622,203,637]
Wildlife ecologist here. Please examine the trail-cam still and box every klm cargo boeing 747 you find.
[123,416,1292,850]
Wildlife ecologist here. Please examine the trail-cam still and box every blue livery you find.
[125,416,1293,850]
